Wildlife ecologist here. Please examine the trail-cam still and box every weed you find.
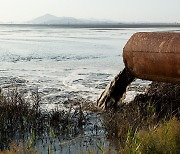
[101,81,180,153]
[0,87,88,151]
[121,117,180,154]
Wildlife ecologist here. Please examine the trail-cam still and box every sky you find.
[0,0,179,23]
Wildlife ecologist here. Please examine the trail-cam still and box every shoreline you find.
[0,23,180,29]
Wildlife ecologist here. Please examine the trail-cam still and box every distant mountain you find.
[30,14,59,24]
[28,14,117,25]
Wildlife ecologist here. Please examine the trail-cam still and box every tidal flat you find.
[0,25,180,153]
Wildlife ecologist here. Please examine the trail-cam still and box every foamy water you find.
[0,25,179,110]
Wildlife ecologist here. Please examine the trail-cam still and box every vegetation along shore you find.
[0,80,179,153]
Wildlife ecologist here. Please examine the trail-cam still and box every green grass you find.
[81,117,180,154]
[0,81,180,153]
[99,82,180,154]
[121,117,180,154]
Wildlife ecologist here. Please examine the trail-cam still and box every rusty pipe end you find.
[123,32,180,83]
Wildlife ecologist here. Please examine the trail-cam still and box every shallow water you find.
[0,25,180,153]
[1,25,178,111]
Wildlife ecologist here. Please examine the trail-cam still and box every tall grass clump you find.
[102,81,180,153]
[121,117,180,154]
[0,87,88,151]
